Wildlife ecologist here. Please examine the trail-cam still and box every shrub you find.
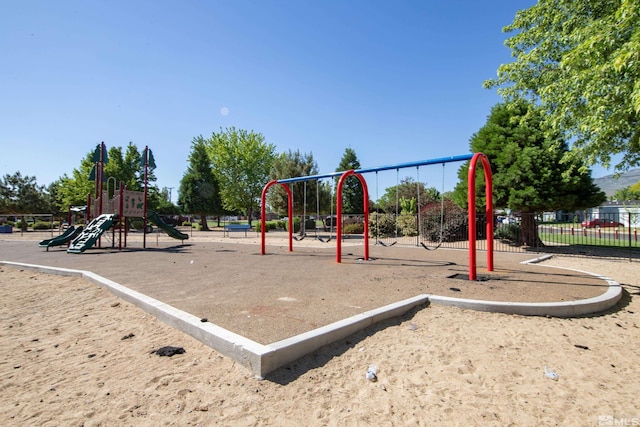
[33,221,53,230]
[368,212,397,238]
[420,200,467,242]
[398,214,417,237]
[255,221,278,232]
[343,222,364,234]
[284,217,302,233]
[129,218,144,230]
[41,221,61,229]
[494,223,521,244]
[16,220,31,229]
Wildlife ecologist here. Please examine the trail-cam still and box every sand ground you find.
[1,230,639,425]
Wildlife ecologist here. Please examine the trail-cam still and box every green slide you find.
[67,214,115,254]
[147,210,189,241]
[38,225,84,249]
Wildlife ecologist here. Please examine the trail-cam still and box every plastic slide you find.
[147,210,189,240]
[38,225,84,249]
[67,214,115,254]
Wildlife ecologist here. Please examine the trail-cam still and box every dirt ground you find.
[0,231,638,426]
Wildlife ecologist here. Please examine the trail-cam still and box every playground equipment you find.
[261,153,493,281]
[68,214,115,253]
[374,169,399,247]
[147,210,189,240]
[292,181,307,241]
[41,142,188,254]
[38,225,84,251]
[317,180,335,243]
[418,163,446,251]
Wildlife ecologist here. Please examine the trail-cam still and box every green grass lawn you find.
[538,228,640,249]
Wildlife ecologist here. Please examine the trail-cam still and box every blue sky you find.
[3,0,611,203]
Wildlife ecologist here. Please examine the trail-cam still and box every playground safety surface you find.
[0,230,613,344]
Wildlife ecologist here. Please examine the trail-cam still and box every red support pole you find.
[86,193,91,222]
[286,184,293,252]
[260,181,292,255]
[336,172,348,263]
[467,153,493,281]
[335,170,369,263]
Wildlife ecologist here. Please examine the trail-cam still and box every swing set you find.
[374,163,446,250]
[289,179,335,242]
[260,153,493,281]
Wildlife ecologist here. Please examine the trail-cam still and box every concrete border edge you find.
[429,256,623,317]
[261,295,429,377]
[0,261,270,376]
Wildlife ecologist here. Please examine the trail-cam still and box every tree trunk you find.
[247,207,253,227]
[520,213,542,247]
[199,213,210,231]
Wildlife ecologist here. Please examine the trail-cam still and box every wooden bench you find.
[223,224,251,237]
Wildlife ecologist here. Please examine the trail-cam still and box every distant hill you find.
[593,168,640,198]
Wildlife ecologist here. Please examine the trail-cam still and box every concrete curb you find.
[429,256,623,317]
[262,295,429,377]
[0,261,426,378]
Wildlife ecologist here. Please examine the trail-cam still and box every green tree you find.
[453,100,606,246]
[206,127,276,225]
[0,172,53,214]
[336,148,364,214]
[376,176,440,213]
[612,183,640,201]
[147,187,180,215]
[54,142,161,215]
[53,153,95,211]
[103,144,146,195]
[178,136,223,231]
[486,0,640,171]
[267,150,330,217]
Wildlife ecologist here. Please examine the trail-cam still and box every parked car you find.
[581,218,623,228]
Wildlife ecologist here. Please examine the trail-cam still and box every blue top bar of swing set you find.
[276,153,474,184]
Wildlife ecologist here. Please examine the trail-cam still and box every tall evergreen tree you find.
[336,148,364,214]
[453,100,606,246]
[178,136,222,231]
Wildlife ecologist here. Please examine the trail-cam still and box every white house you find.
[586,200,640,228]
